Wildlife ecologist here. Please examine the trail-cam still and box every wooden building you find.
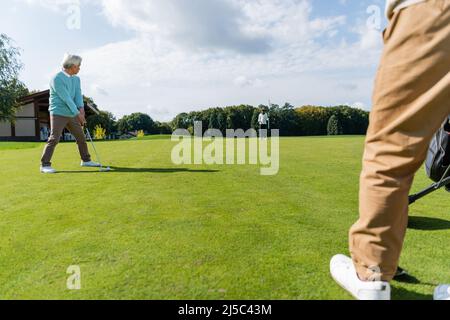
[0,90,99,142]
[0,90,50,142]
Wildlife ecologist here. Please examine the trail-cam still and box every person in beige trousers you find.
[40,54,100,174]
[331,0,450,300]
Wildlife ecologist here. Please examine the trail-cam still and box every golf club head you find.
[100,167,111,172]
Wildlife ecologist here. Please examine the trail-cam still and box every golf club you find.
[84,126,111,173]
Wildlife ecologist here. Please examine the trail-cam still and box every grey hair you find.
[62,53,82,69]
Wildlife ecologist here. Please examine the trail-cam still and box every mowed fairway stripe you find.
[0,137,448,300]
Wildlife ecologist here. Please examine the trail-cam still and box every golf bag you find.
[425,116,450,183]
[409,116,450,204]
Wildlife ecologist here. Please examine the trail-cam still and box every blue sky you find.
[1,0,388,121]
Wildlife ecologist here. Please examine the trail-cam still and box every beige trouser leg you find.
[41,115,91,167]
[349,0,450,282]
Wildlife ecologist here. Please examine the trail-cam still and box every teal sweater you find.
[49,71,83,117]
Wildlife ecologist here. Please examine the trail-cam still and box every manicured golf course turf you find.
[0,136,449,300]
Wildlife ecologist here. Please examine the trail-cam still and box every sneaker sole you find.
[330,272,360,300]
[331,272,391,300]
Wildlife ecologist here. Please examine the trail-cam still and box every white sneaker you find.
[81,161,101,168]
[330,254,391,300]
[434,285,450,300]
[40,166,57,174]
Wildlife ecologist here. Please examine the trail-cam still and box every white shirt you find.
[258,113,268,125]
[62,70,73,77]
[386,0,426,18]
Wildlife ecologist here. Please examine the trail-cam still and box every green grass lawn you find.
[0,142,41,151]
[0,136,449,300]
[133,134,173,140]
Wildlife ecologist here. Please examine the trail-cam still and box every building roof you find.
[18,90,101,115]
[19,90,50,105]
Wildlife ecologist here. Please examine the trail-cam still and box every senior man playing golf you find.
[40,54,100,174]
[331,0,450,300]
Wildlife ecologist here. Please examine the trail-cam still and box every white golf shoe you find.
[434,285,450,300]
[40,166,57,174]
[330,254,391,300]
[81,161,101,168]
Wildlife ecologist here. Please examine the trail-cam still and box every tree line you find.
[82,102,369,138]
[171,104,369,137]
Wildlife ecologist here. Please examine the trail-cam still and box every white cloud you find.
[99,0,271,54]
[16,0,381,120]
[18,0,79,12]
[90,84,109,96]
[350,101,369,110]
[81,0,380,79]
[146,105,171,117]
[233,76,264,88]
[356,24,383,51]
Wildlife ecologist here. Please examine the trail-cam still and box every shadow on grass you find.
[58,166,219,174]
[397,277,437,287]
[408,216,450,231]
[394,272,421,285]
[110,166,219,173]
[392,287,434,300]
[393,271,438,300]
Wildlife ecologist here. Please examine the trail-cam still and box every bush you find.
[137,130,145,138]
[93,125,107,140]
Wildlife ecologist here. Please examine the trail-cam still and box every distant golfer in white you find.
[258,110,269,139]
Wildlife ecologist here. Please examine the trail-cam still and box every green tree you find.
[118,113,155,134]
[209,109,219,129]
[225,105,255,130]
[328,105,369,135]
[216,110,226,134]
[296,106,331,136]
[172,112,190,130]
[327,115,343,135]
[86,111,117,135]
[251,108,260,130]
[267,104,280,131]
[272,103,300,136]
[154,121,173,134]
[0,34,28,121]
